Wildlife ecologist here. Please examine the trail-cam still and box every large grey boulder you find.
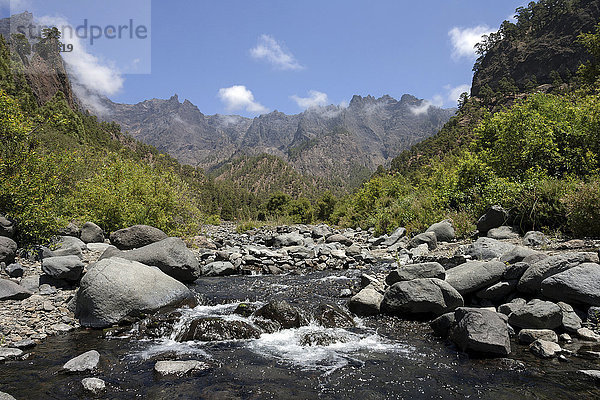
[75,257,195,328]
[385,262,445,285]
[464,237,515,261]
[175,317,261,341]
[476,280,517,302]
[63,350,100,372]
[109,225,168,250]
[80,222,104,244]
[100,237,200,282]
[408,232,437,251]
[508,299,562,329]
[46,236,87,259]
[41,255,84,282]
[348,286,384,316]
[59,222,80,237]
[272,232,305,247]
[518,329,558,344]
[557,302,582,333]
[325,234,353,246]
[445,260,505,295]
[201,261,237,277]
[0,214,15,238]
[0,236,17,264]
[540,263,600,306]
[487,226,519,240]
[430,312,456,337]
[154,360,209,376]
[0,279,32,300]
[518,253,598,294]
[254,300,308,329]
[476,205,508,234]
[381,227,407,247]
[381,278,463,317]
[529,339,561,358]
[450,308,511,356]
[523,231,550,247]
[500,246,540,264]
[426,220,455,242]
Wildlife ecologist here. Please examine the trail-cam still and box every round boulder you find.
[426,220,455,242]
[80,222,104,244]
[381,278,463,317]
[109,225,168,250]
[0,236,17,264]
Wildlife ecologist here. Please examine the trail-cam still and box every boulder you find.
[487,226,519,240]
[100,237,200,282]
[311,225,332,238]
[498,298,526,316]
[41,255,84,282]
[450,308,511,356]
[0,214,15,238]
[109,225,168,250]
[557,302,582,333]
[63,350,100,372]
[408,232,437,251]
[81,378,105,395]
[523,231,550,247]
[0,392,16,400]
[577,327,600,342]
[80,222,104,244]
[48,236,87,258]
[578,370,600,382]
[315,303,355,328]
[300,331,349,346]
[58,222,80,237]
[385,262,445,285]
[426,220,455,242]
[518,253,597,294]
[75,257,195,328]
[201,261,237,277]
[502,262,531,280]
[529,339,561,358]
[0,279,32,300]
[540,263,600,306]
[254,300,307,329]
[0,347,23,361]
[0,236,17,264]
[381,278,463,317]
[272,232,305,247]
[464,237,516,260]
[348,287,384,316]
[476,205,508,234]
[5,263,24,278]
[518,329,558,344]
[445,260,505,295]
[476,280,517,302]
[175,317,261,341]
[154,360,209,376]
[508,299,562,329]
[430,312,456,337]
[500,246,540,265]
[325,234,353,246]
[381,227,407,247]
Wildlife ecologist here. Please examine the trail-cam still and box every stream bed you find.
[1,267,599,399]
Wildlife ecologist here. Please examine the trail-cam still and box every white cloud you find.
[290,90,329,109]
[250,34,303,71]
[409,85,470,115]
[218,85,269,115]
[446,84,471,104]
[37,15,123,114]
[448,25,494,60]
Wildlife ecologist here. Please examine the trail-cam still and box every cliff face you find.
[102,94,455,188]
[472,0,600,97]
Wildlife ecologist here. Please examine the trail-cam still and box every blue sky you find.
[3,0,526,116]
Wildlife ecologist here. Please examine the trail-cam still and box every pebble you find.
[81,377,106,394]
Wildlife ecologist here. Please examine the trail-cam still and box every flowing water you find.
[1,266,599,399]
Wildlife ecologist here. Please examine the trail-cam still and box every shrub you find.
[563,179,600,237]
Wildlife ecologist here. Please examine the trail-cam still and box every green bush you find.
[563,179,600,237]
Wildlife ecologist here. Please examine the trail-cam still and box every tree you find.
[577,23,600,86]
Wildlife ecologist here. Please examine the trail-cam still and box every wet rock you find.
[487,226,520,240]
[0,392,16,400]
[348,287,384,316]
[0,279,32,300]
[517,253,597,294]
[110,225,168,250]
[385,262,445,285]
[540,263,600,306]
[12,339,36,349]
[381,278,463,317]
[476,205,508,234]
[559,333,572,343]
[5,263,24,278]
[464,237,515,261]
[315,303,355,328]
[523,231,550,247]
[175,317,261,341]
[408,232,437,251]
[101,237,200,282]
[0,214,15,238]
[518,329,558,344]
[0,237,17,264]
[300,331,349,346]
[41,255,84,282]
[588,306,600,324]
[154,360,209,376]
[577,328,600,342]
[202,261,237,277]
[450,307,511,356]
[325,234,353,246]
[233,303,258,317]
[557,302,582,333]
[426,220,455,242]
[254,300,308,329]
[80,222,104,244]
[508,299,562,330]
[445,260,505,295]
[0,347,23,361]
[81,377,106,394]
[75,257,195,328]
[476,280,517,302]
[430,312,456,337]
[530,339,561,358]
[63,350,100,372]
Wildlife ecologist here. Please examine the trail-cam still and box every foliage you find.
[563,179,600,237]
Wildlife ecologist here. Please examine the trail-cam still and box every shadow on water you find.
[1,269,599,399]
